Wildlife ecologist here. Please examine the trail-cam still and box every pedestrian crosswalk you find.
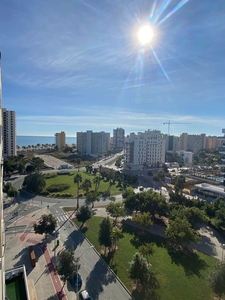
[55,213,70,223]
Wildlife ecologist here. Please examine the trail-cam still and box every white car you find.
[79,289,93,300]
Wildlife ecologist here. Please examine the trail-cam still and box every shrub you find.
[44,173,57,179]
[47,183,70,193]
[57,171,70,175]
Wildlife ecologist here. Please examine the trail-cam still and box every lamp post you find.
[221,244,225,261]
[75,245,94,297]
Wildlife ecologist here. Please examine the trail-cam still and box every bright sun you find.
[138,25,154,45]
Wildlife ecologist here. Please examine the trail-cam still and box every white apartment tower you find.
[77,130,110,155]
[55,131,66,150]
[113,128,125,151]
[0,52,5,299]
[2,108,16,157]
[125,130,166,169]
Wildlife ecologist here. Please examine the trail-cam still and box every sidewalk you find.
[5,207,75,300]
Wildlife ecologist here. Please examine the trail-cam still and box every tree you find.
[7,187,20,199]
[106,202,126,224]
[174,175,186,196]
[76,205,92,227]
[133,212,153,229]
[207,261,225,299]
[86,191,100,208]
[33,214,57,236]
[81,178,92,198]
[23,171,46,193]
[98,217,112,254]
[139,243,156,263]
[74,173,83,208]
[76,158,81,172]
[165,217,199,245]
[56,248,76,285]
[93,175,101,192]
[128,252,150,287]
[111,226,123,251]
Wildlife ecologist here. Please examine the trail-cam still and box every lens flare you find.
[138,25,154,45]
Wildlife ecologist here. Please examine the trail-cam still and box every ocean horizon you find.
[17,135,76,147]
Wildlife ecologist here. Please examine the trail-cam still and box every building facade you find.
[77,130,110,155]
[165,135,180,152]
[180,133,206,153]
[0,52,5,300]
[2,108,16,158]
[177,150,193,167]
[55,131,66,150]
[113,128,125,151]
[124,130,166,169]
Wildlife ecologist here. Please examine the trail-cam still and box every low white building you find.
[177,150,193,167]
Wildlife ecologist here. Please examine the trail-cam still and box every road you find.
[4,188,132,299]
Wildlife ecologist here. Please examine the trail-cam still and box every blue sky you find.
[0,0,225,137]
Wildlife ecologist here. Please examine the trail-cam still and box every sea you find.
[17,136,76,147]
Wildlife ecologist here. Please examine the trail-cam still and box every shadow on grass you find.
[166,243,209,277]
[131,272,161,300]
[122,223,166,249]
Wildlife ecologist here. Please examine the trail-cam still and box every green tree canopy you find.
[106,202,126,223]
[133,212,153,228]
[23,171,46,193]
[165,217,199,245]
[33,214,57,236]
[56,248,76,284]
[98,217,112,254]
[128,252,151,287]
[76,205,92,226]
[207,261,225,299]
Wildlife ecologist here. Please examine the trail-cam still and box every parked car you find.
[79,289,93,300]
[70,271,82,291]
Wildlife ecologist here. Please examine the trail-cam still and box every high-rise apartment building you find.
[55,131,66,150]
[165,135,180,152]
[0,52,5,300]
[113,128,125,151]
[124,130,166,169]
[180,133,206,153]
[2,108,16,158]
[77,130,110,155]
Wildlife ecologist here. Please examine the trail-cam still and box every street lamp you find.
[74,245,94,297]
[221,244,225,261]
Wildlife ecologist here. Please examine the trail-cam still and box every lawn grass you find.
[72,215,216,300]
[44,170,125,196]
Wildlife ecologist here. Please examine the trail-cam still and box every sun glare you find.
[138,25,154,45]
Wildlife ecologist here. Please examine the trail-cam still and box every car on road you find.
[70,271,83,291]
[79,289,93,300]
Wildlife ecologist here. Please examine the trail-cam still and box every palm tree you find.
[81,179,92,199]
[74,173,83,208]
[76,158,81,172]
[93,175,101,192]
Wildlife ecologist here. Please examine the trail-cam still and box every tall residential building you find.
[77,130,110,155]
[0,52,5,300]
[180,133,206,153]
[2,108,16,158]
[113,128,125,151]
[205,136,223,149]
[164,135,180,152]
[55,131,66,150]
[124,130,166,169]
